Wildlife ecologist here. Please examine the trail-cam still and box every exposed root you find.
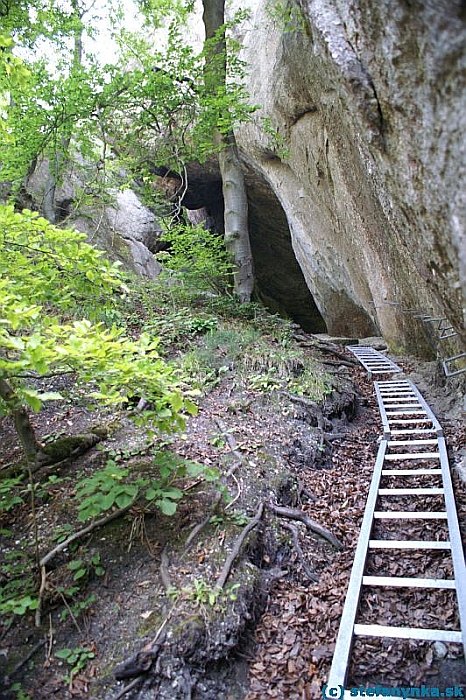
[280,522,319,582]
[216,501,265,589]
[39,498,137,568]
[160,545,172,591]
[294,334,359,366]
[279,390,325,430]
[268,502,344,550]
[1,638,45,689]
[112,676,143,700]
[113,606,175,682]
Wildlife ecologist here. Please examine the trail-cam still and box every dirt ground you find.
[0,340,465,700]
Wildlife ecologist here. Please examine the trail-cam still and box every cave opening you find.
[179,162,327,333]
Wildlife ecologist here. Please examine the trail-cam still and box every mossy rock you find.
[41,432,103,463]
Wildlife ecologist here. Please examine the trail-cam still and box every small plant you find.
[248,369,282,392]
[156,222,235,295]
[261,116,291,160]
[288,364,333,401]
[68,552,105,582]
[75,451,222,521]
[209,510,249,527]
[55,645,95,686]
[52,523,74,544]
[58,591,96,623]
[75,461,139,521]
[266,0,306,33]
[0,550,38,617]
[10,683,32,700]
[181,579,241,609]
[0,476,24,513]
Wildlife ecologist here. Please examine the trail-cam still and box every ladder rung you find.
[386,410,428,416]
[385,452,440,460]
[382,468,442,475]
[378,487,444,495]
[362,575,455,589]
[379,386,413,390]
[354,623,462,642]
[369,539,451,550]
[390,429,437,435]
[388,419,433,424]
[387,439,438,446]
[374,511,447,519]
[383,402,421,407]
[379,390,415,394]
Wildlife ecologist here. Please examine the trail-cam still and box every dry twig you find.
[160,545,172,591]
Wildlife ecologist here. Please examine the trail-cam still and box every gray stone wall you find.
[237,0,466,353]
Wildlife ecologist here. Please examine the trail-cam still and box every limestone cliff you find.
[236,0,466,353]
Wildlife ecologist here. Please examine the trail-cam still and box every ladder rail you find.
[326,440,388,689]
[327,373,466,691]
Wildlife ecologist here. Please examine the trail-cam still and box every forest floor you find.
[0,299,465,700]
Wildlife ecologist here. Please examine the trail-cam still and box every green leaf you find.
[73,568,87,581]
[184,398,198,416]
[56,648,72,660]
[145,488,158,501]
[158,499,178,516]
[115,492,134,509]
[22,389,42,412]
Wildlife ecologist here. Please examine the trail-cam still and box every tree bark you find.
[0,378,41,462]
[202,0,254,302]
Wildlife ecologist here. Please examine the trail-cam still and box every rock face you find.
[25,162,162,279]
[95,190,162,278]
[236,0,466,353]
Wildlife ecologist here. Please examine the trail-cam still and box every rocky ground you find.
[0,332,465,700]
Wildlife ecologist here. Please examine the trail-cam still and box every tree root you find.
[160,545,172,591]
[1,638,45,689]
[39,498,137,568]
[293,334,359,366]
[268,502,343,550]
[280,522,319,583]
[35,499,138,626]
[216,501,265,589]
[113,604,176,685]
[112,676,143,700]
[114,630,167,681]
[279,391,325,430]
[184,419,244,550]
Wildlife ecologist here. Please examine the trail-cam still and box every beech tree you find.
[0,205,195,465]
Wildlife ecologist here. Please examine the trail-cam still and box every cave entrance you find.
[245,174,327,333]
[182,161,327,333]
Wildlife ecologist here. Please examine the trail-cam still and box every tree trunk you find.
[218,136,254,301]
[41,8,83,223]
[202,0,254,302]
[0,378,41,463]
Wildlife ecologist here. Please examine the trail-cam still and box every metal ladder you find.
[346,346,403,378]
[326,380,466,698]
